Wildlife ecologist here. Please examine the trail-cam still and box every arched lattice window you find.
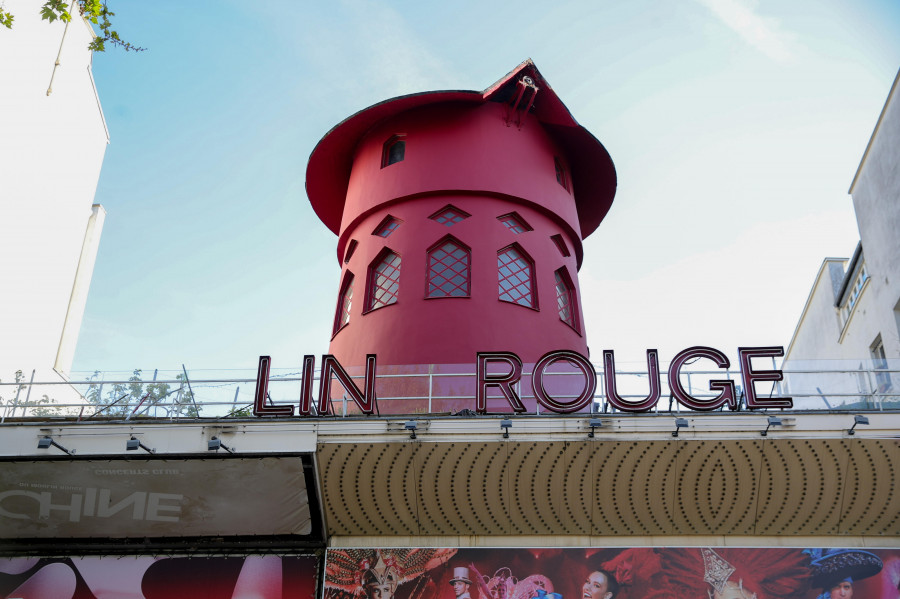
[382,135,405,167]
[554,267,579,332]
[427,237,470,298]
[333,272,354,334]
[366,249,401,311]
[498,245,536,308]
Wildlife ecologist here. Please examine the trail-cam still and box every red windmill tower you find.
[305,60,616,412]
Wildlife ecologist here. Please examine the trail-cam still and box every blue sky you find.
[72,0,900,375]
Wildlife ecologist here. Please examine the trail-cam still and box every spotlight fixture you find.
[588,418,603,438]
[672,418,689,438]
[761,416,783,437]
[404,420,418,440]
[848,414,869,435]
[500,419,512,439]
[126,436,155,453]
[37,436,74,455]
[208,436,235,453]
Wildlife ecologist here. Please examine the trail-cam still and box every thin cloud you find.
[695,0,794,61]
[580,209,859,364]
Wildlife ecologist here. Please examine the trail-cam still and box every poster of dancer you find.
[324,547,900,599]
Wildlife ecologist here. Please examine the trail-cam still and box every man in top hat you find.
[450,567,473,599]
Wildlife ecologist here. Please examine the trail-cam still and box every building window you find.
[498,212,532,234]
[871,336,891,391]
[554,157,570,192]
[343,240,358,263]
[373,215,401,238]
[498,245,536,309]
[554,268,579,332]
[840,263,869,327]
[366,249,401,311]
[333,273,354,334]
[550,234,570,257]
[382,135,405,168]
[427,237,470,298]
[429,205,470,227]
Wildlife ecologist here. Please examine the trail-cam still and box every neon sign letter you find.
[253,356,295,417]
[318,354,378,415]
[603,349,661,412]
[476,352,526,414]
[738,346,792,409]
[668,346,737,411]
[532,350,596,414]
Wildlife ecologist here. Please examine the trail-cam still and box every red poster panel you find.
[0,554,318,599]
[324,547,900,599]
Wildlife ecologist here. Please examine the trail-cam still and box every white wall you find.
[784,71,900,407]
[850,70,900,362]
[0,0,108,396]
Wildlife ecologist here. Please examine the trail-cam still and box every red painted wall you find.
[338,103,582,263]
[327,100,592,367]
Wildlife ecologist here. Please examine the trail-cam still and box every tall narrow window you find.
[554,268,579,332]
[382,135,405,168]
[373,215,401,238]
[554,157,570,192]
[427,237,470,298]
[498,212,532,234]
[498,245,536,308]
[429,205,470,227]
[871,336,891,391]
[550,234,570,257]
[343,239,358,263]
[366,250,401,311]
[334,272,354,334]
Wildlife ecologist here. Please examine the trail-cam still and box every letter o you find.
[532,350,597,414]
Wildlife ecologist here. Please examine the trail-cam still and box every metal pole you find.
[22,369,36,417]
[428,364,433,413]
[182,365,200,416]
[151,369,159,417]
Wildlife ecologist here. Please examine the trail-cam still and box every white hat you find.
[450,567,472,585]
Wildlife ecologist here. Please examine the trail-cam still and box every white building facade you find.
[784,69,900,409]
[0,0,108,405]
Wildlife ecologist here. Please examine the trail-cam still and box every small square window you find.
[429,205,471,227]
[382,135,405,168]
[373,215,401,238]
[497,212,532,234]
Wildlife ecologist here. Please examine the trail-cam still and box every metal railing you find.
[1,363,898,421]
